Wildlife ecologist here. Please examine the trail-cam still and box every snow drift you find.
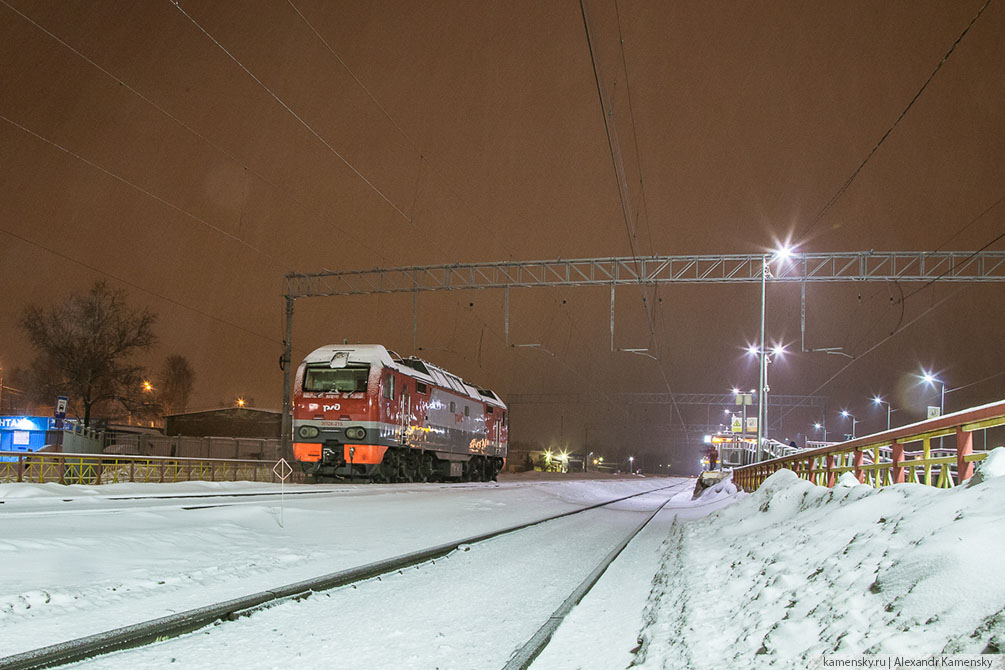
[632,448,1005,668]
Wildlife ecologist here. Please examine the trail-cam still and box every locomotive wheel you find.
[473,456,486,482]
[420,452,435,482]
[424,456,440,482]
[384,451,400,483]
[400,459,414,483]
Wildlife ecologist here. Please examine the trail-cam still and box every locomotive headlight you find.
[298,425,320,439]
[345,427,366,440]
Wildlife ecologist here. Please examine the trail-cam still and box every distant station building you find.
[165,407,282,439]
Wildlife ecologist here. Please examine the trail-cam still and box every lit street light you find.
[756,245,793,461]
[749,340,785,454]
[920,371,946,417]
[813,421,827,442]
[841,410,859,440]
[872,396,892,431]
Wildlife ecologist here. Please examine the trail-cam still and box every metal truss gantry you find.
[280,251,1005,446]
[285,251,1005,297]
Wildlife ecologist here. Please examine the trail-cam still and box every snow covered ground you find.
[3,453,1005,669]
[0,474,682,659]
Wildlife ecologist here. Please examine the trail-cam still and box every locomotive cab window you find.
[383,374,395,399]
[304,365,369,393]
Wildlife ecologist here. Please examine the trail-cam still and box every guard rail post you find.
[956,427,974,484]
[891,441,905,483]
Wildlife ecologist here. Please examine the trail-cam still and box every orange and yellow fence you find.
[0,451,305,485]
[734,400,1005,492]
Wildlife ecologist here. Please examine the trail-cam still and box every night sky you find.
[2,1,1003,468]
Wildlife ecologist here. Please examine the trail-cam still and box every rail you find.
[0,483,684,670]
[732,400,1005,491]
[0,451,304,486]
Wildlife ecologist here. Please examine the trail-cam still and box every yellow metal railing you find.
[734,400,1005,492]
[0,451,304,485]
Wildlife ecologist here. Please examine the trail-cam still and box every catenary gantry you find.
[280,251,1005,446]
[285,251,1005,297]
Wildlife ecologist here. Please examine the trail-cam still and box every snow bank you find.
[632,449,1005,668]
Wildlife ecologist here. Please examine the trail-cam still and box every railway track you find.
[0,481,691,670]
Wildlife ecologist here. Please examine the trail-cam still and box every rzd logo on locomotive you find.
[322,404,341,412]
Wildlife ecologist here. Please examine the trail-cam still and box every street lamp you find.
[841,410,859,440]
[920,371,945,417]
[813,421,827,442]
[750,341,784,454]
[756,245,794,461]
[629,455,634,473]
[872,396,892,431]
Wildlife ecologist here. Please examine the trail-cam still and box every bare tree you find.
[158,354,195,415]
[20,281,157,427]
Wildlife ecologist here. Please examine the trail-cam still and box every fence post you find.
[853,449,864,483]
[95,459,103,485]
[923,437,932,486]
[956,427,974,484]
[891,441,905,483]
[17,455,24,483]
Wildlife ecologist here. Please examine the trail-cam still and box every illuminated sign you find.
[0,416,52,431]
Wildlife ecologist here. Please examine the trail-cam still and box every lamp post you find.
[813,421,827,442]
[750,343,784,456]
[757,255,767,460]
[755,245,792,461]
[841,410,858,440]
[872,396,892,431]
[921,371,946,449]
[629,455,634,473]
[921,372,945,417]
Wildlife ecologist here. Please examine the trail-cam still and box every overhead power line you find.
[0,224,282,347]
[801,0,994,239]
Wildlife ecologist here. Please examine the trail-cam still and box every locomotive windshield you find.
[303,365,369,393]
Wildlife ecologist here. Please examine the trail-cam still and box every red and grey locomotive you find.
[292,344,508,482]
